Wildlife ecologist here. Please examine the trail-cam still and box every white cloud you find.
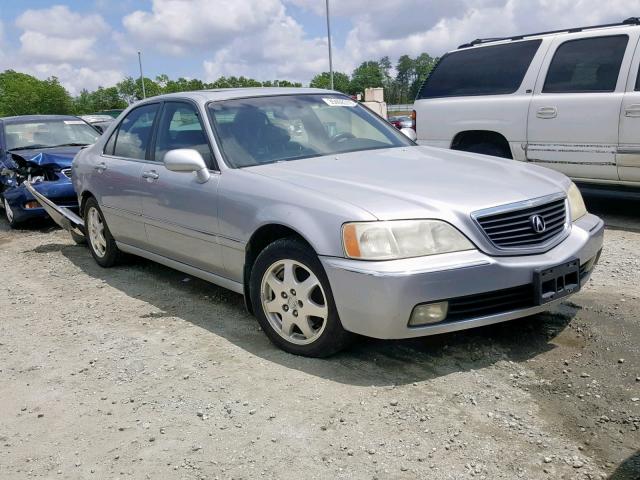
[123,0,285,54]
[28,63,124,94]
[292,0,640,71]
[16,5,109,38]
[5,5,123,95]
[19,31,98,63]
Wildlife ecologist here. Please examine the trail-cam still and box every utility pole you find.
[325,0,334,90]
[138,51,146,99]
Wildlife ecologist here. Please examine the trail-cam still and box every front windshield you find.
[208,94,414,168]
[4,119,99,151]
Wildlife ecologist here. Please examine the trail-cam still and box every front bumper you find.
[320,213,604,339]
[3,180,77,223]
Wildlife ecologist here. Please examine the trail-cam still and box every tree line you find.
[0,52,437,116]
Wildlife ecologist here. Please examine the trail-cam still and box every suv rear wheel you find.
[249,238,352,357]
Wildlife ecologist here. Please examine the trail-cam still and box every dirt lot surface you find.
[1,193,639,480]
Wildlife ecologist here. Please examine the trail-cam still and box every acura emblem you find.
[530,214,546,233]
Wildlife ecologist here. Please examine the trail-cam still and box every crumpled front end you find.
[0,151,78,223]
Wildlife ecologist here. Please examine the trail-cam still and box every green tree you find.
[410,53,437,99]
[0,70,72,116]
[309,71,351,93]
[350,61,384,96]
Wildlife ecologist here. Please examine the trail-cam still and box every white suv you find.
[414,17,640,187]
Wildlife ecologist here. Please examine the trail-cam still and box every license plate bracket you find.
[534,258,580,305]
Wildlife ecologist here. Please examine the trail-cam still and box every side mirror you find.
[400,127,417,142]
[164,149,210,183]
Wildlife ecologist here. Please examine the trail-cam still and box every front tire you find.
[3,197,20,228]
[249,238,352,357]
[84,197,121,267]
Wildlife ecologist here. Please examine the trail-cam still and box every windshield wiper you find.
[47,143,90,148]
[8,144,50,151]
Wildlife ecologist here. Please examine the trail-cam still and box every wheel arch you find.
[243,223,315,314]
[451,130,513,158]
[79,190,96,217]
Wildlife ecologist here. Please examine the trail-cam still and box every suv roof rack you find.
[458,16,640,49]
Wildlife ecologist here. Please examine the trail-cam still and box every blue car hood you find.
[9,146,82,169]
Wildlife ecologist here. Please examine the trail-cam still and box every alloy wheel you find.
[260,259,329,345]
[4,198,14,224]
[87,206,107,258]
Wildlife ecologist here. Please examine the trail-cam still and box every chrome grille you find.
[474,196,568,250]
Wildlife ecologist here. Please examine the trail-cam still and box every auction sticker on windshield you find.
[322,98,357,107]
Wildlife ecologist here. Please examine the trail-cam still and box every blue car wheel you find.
[3,197,19,228]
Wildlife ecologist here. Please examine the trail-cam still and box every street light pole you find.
[325,0,334,90]
[138,51,146,99]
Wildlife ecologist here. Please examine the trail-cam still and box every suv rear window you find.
[543,35,628,93]
[417,40,541,99]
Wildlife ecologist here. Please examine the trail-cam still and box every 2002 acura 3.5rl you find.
[27,88,604,357]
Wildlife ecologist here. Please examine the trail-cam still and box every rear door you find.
[526,32,635,181]
[93,103,160,247]
[617,36,640,183]
[140,100,224,276]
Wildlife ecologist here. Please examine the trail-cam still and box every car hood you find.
[247,146,571,220]
[8,146,82,170]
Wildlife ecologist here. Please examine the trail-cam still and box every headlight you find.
[567,182,587,221]
[342,220,474,260]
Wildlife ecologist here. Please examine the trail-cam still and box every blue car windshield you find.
[5,119,99,151]
[208,94,414,168]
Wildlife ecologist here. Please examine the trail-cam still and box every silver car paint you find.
[67,88,603,339]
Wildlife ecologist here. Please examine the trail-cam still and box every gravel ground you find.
[0,193,639,480]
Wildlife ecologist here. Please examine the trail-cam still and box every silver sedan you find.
[29,88,604,357]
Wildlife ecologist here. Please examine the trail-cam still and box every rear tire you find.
[249,238,353,357]
[84,197,121,267]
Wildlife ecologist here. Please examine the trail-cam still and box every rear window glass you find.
[543,35,628,93]
[417,40,541,99]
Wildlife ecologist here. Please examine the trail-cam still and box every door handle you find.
[94,162,107,172]
[142,170,159,181]
[624,104,640,117]
[536,106,557,119]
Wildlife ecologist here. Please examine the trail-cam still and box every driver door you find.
[140,101,224,276]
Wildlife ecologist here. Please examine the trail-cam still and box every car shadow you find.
[608,451,640,480]
[581,187,640,233]
[45,241,579,387]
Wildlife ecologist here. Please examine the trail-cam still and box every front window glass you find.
[113,104,159,160]
[154,102,213,165]
[4,119,99,151]
[208,94,413,168]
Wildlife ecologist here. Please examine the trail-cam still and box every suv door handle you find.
[94,162,107,172]
[624,104,640,117]
[142,170,159,181]
[536,106,557,119]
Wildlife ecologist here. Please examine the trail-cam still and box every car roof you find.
[134,87,341,105]
[456,18,640,50]
[0,114,82,124]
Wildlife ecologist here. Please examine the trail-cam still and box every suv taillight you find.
[411,109,416,130]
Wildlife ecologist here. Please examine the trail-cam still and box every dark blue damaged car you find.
[0,115,100,227]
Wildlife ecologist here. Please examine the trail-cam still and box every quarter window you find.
[543,35,628,93]
[635,62,640,91]
[417,40,542,99]
[154,102,213,166]
[113,104,159,160]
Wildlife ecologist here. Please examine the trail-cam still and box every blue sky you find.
[1,0,639,95]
